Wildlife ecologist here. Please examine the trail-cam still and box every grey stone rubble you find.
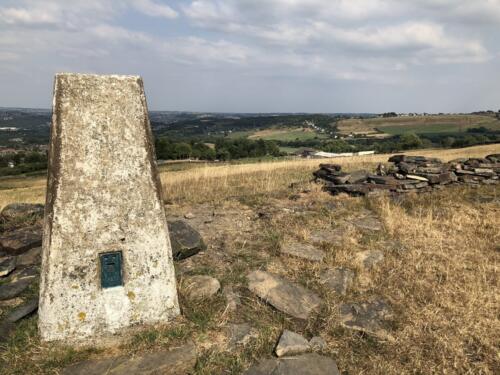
[222,285,241,312]
[280,241,325,262]
[314,153,500,196]
[183,275,220,300]
[62,341,197,375]
[226,323,258,348]
[275,330,310,357]
[0,225,42,255]
[355,250,384,270]
[0,203,44,223]
[0,298,38,343]
[339,298,394,340]
[247,270,323,320]
[319,268,355,295]
[0,256,16,277]
[168,220,207,260]
[244,353,340,375]
[0,267,38,300]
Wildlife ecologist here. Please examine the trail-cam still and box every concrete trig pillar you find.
[39,73,179,343]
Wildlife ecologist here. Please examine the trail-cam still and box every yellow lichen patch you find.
[127,291,136,300]
[77,312,86,321]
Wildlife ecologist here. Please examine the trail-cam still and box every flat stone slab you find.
[16,246,41,267]
[0,226,42,255]
[355,250,384,269]
[319,268,354,295]
[226,323,258,348]
[339,298,394,340]
[183,275,220,300]
[0,256,16,277]
[63,341,197,375]
[352,216,383,232]
[275,330,310,357]
[309,227,347,244]
[168,220,207,260]
[5,297,38,323]
[245,353,340,375]
[247,270,322,320]
[0,203,44,222]
[281,241,325,262]
[0,268,38,300]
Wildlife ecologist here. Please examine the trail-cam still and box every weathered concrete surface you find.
[38,73,179,343]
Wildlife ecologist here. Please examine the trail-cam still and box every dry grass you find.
[161,144,500,204]
[1,144,498,210]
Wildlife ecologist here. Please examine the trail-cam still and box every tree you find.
[441,137,455,148]
[173,143,192,159]
[399,133,423,150]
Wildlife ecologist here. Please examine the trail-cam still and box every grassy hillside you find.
[1,144,499,374]
[2,144,498,209]
[338,115,500,136]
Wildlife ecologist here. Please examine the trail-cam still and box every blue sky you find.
[0,0,499,113]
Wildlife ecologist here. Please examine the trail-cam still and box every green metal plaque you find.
[100,252,123,288]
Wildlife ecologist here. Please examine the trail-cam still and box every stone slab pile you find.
[314,153,500,196]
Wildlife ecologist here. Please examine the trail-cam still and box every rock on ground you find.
[0,226,42,255]
[0,297,38,343]
[355,250,384,269]
[168,220,206,260]
[16,246,41,267]
[62,341,197,375]
[0,256,16,277]
[4,297,38,323]
[319,268,354,295]
[339,298,394,340]
[183,275,220,300]
[275,330,310,357]
[226,323,258,348]
[352,216,383,232]
[0,203,44,222]
[0,267,38,300]
[280,241,325,262]
[0,276,35,301]
[309,227,347,245]
[245,353,340,375]
[222,285,241,312]
[247,270,322,320]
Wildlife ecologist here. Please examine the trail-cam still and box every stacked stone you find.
[314,153,500,197]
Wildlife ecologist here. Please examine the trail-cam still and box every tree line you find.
[155,137,282,161]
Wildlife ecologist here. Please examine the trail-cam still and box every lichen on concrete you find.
[38,73,179,343]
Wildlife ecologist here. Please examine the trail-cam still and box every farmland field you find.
[338,115,500,136]
[247,127,329,141]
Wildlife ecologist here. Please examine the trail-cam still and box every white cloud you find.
[131,0,178,20]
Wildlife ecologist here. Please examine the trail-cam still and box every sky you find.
[0,0,499,113]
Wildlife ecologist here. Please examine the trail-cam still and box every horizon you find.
[0,106,497,116]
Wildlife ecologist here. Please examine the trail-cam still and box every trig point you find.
[38,73,179,343]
